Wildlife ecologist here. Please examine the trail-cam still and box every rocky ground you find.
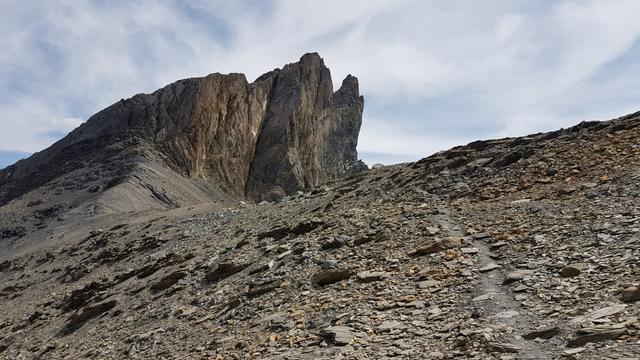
[1,113,639,359]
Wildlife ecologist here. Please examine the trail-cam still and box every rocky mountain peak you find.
[0,53,366,210]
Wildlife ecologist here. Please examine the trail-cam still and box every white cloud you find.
[358,118,478,162]
[1,0,640,162]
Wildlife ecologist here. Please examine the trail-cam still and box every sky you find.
[2,0,640,168]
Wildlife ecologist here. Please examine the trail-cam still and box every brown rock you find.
[312,269,352,286]
[560,263,585,278]
[410,237,462,256]
[621,286,640,303]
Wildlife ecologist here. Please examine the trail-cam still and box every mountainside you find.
[1,59,640,359]
[0,53,365,217]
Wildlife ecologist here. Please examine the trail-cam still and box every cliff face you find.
[0,53,366,208]
[247,54,366,201]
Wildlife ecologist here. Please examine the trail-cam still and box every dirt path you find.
[433,201,559,359]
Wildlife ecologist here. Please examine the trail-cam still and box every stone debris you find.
[1,97,639,359]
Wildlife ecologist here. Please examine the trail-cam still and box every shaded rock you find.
[246,281,282,297]
[471,232,492,240]
[60,300,116,335]
[150,271,187,292]
[567,328,626,347]
[487,342,521,353]
[560,263,585,278]
[205,262,249,283]
[257,226,290,241]
[290,218,323,236]
[59,281,109,312]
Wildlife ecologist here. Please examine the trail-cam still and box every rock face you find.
[247,54,366,200]
[0,53,365,209]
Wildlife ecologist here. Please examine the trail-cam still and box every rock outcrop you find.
[0,53,366,209]
[247,54,366,200]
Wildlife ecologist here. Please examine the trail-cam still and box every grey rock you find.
[378,320,403,332]
[320,326,354,346]
[567,328,626,347]
[523,326,560,340]
[479,263,501,273]
[503,270,531,284]
[356,271,385,283]
[487,342,521,353]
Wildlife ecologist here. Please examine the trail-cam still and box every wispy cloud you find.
[1,0,640,165]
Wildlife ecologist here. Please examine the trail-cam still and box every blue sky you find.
[2,0,640,169]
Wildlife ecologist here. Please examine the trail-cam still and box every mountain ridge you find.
[0,53,366,215]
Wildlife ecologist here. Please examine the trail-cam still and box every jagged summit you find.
[0,53,366,213]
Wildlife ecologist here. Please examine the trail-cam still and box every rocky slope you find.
[0,53,366,216]
[0,106,639,359]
